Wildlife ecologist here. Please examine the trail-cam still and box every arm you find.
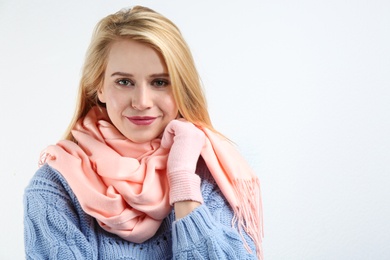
[174,201,201,219]
[24,165,96,260]
[161,120,258,259]
[171,164,258,260]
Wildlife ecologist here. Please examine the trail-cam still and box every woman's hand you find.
[161,120,205,217]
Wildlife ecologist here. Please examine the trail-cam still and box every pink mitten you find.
[161,120,206,205]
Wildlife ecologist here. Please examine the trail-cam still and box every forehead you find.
[106,39,168,74]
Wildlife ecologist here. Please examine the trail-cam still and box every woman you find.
[24,6,263,259]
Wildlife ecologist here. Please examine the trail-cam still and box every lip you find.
[127,116,157,126]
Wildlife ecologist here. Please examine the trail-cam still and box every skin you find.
[98,39,200,219]
[98,39,178,143]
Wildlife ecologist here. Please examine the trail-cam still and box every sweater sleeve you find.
[170,160,258,260]
[23,165,97,260]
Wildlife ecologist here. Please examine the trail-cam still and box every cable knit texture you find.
[24,158,257,259]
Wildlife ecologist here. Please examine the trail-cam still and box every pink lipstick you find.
[127,116,157,126]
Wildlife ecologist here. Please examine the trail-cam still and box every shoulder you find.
[26,164,71,194]
[24,163,79,209]
[24,163,94,235]
[24,165,99,259]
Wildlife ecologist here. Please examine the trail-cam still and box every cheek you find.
[164,96,178,118]
[105,89,128,110]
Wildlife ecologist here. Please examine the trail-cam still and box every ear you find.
[97,88,106,103]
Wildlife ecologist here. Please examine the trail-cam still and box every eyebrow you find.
[150,73,170,78]
[111,72,133,77]
[110,72,170,78]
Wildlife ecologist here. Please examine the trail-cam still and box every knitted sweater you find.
[24,159,258,259]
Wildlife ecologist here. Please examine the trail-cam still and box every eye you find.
[115,79,134,87]
[152,79,170,88]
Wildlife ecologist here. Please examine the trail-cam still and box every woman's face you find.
[98,39,178,143]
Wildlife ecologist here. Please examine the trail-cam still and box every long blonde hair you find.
[64,5,214,141]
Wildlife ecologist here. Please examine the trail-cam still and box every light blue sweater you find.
[24,160,258,259]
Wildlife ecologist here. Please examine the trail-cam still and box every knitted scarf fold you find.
[39,106,263,258]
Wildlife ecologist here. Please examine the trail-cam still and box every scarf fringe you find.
[231,178,264,260]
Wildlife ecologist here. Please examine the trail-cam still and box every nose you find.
[131,83,153,110]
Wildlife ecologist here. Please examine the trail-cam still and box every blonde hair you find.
[64,5,214,141]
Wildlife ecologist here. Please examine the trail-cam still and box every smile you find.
[127,116,157,126]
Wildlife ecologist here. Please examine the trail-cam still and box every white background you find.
[1,0,389,259]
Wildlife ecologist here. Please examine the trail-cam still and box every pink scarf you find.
[40,106,263,258]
